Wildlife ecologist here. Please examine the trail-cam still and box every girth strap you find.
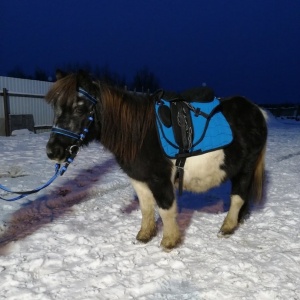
[175,156,186,196]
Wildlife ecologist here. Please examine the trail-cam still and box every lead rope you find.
[0,113,93,202]
[0,88,97,202]
[0,164,65,201]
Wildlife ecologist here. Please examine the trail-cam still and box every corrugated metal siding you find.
[8,96,53,125]
[0,77,54,134]
[0,76,53,94]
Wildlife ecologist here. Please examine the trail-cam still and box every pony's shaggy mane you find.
[97,83,155,162]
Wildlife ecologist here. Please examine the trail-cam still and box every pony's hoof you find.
[136,228,157,243]
[160,235,181,250]
[217,230,233,238]
[218,224,237,238]
[219,216,239,237]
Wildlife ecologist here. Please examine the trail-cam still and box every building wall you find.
[0,77,54,136]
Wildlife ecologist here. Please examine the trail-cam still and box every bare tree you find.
[131,66,160,93]
[7,66,30,79]
[95,64,126,87]
[34,68,48,81]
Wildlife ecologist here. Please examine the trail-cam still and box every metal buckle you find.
[68,145,79,155]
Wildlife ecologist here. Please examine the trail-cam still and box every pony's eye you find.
[75,105,85,114]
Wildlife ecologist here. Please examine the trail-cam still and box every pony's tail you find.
[252,143,267,203]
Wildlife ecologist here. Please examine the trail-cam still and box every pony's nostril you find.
[46,146,56,160]
[46,144,65,161]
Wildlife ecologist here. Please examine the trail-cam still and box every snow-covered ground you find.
[0,114,299,300]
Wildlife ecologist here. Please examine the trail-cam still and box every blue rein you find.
[0,164,65,201]
[0,88,97,202]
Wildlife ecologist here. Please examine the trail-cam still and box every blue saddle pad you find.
[155,98,233,158]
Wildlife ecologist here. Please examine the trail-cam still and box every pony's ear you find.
[77,69,94,82]
[56,69,67,80]
[152,89,164,101]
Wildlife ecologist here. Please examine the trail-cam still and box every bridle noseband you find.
[51,87,98,169]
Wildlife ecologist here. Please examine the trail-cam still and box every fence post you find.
[3,88,10,136]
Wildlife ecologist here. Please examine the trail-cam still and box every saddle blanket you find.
[155,97,233,159]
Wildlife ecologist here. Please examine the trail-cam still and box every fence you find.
[262,104,300,120]
[0,77,54,136]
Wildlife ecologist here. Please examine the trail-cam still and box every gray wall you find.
[0,77,54,136]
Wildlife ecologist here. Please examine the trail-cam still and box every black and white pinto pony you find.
[46,71,268,250]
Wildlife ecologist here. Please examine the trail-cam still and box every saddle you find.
[154,88,233,194]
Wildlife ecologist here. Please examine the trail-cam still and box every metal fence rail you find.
[262,104,300,120]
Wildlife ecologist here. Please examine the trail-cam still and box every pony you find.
[45,71,268,249]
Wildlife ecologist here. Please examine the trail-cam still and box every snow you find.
[0,113,300,300]
[11,129,34,136]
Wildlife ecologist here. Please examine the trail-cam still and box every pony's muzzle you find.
[46,142,67,162]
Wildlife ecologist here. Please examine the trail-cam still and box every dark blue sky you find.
[1,0,300,104]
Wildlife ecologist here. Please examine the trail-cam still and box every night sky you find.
[1,0,300,104]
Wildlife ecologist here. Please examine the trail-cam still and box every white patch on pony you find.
[52,104,63,128]
[172,149,226,193]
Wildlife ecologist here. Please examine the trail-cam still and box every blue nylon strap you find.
[78,88,97,104]
[51,127,81,140]
[0,164,67,202]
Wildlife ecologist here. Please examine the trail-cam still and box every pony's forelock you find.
[45,74,77,106]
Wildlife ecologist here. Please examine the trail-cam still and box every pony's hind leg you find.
[131,179,157,243]
[219,173,252,236]
[219,143,266,236]
[219,194,245,236]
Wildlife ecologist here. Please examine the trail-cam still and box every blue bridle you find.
[0,88,98,202]
[51,87,97,141]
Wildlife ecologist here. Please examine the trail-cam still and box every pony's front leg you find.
[131,178,181,249]
[158,200,181,249]
[149,179,181,249]
[131,179,157,243]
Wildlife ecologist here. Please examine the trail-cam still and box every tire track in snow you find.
[277,151,300,162]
